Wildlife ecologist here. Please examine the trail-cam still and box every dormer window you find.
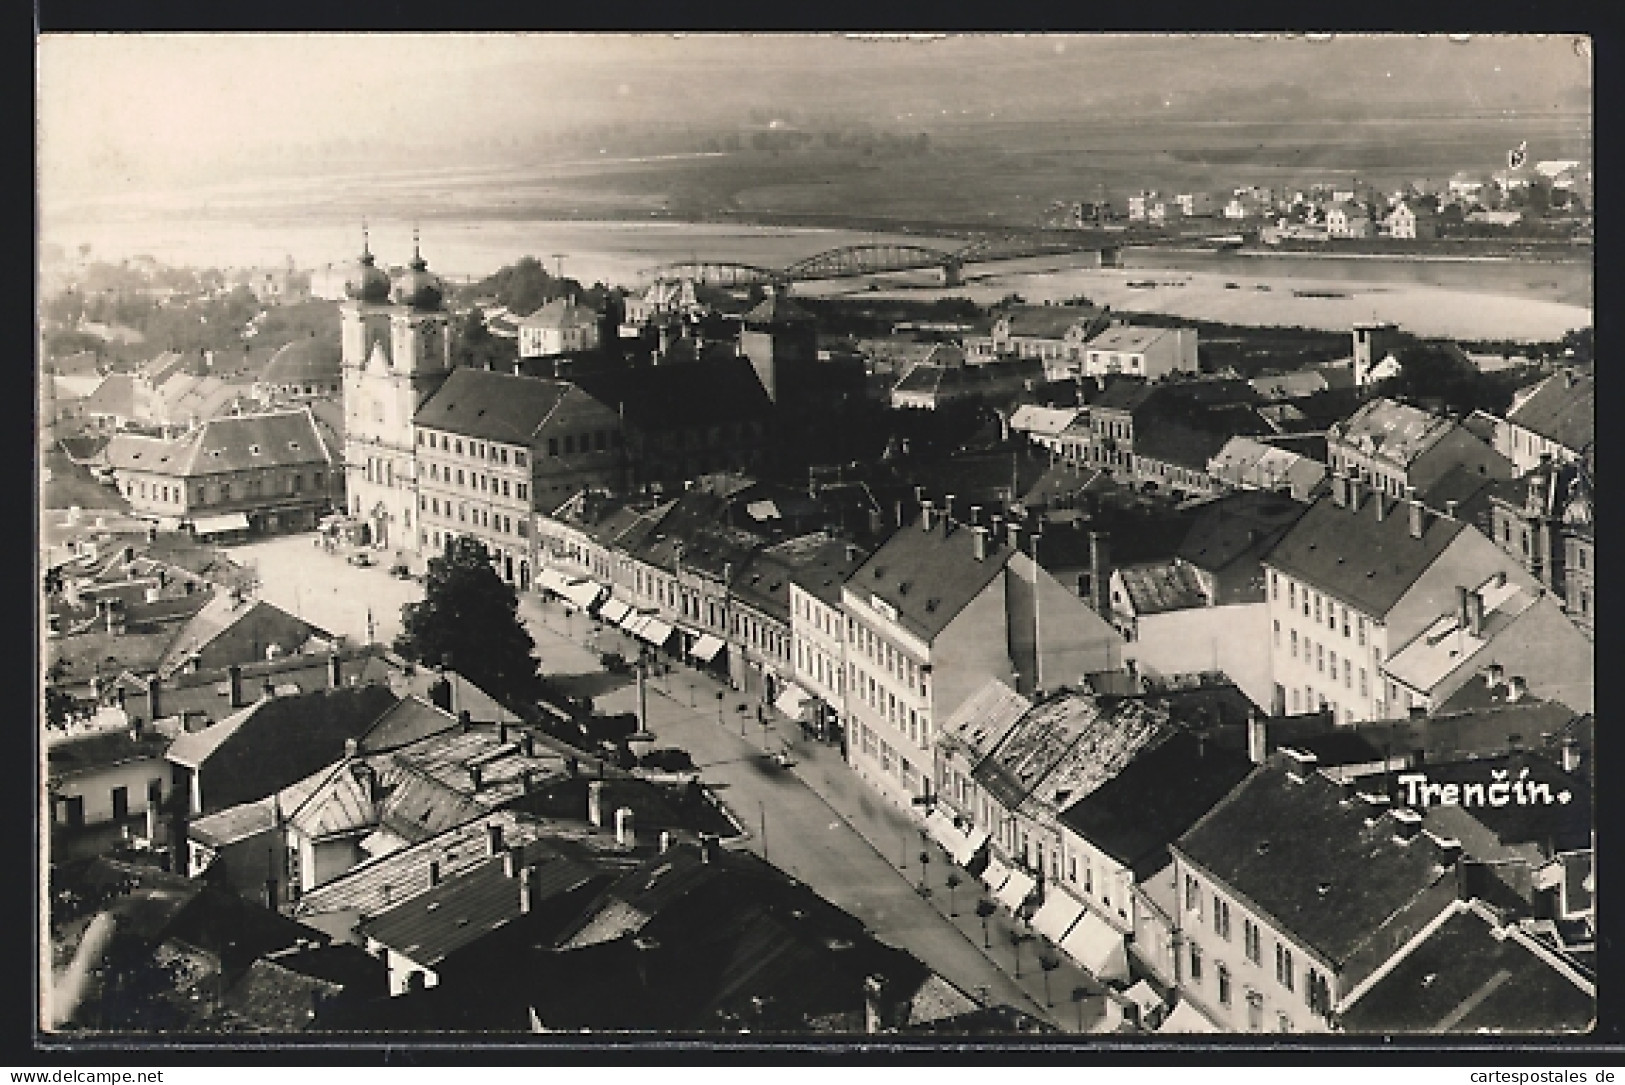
[249,444,262,455]
[288,441,300,451]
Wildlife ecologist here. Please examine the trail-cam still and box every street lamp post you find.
[716,690,725,725]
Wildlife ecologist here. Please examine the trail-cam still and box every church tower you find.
[340,227,453,554]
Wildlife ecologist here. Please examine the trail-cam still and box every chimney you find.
[588,780,606,827]
[1483,662,1505,689]
[344,737,359,759]
[459,709,472,733]
[328,652,342,689]
[1506,675,1528,702]
[1561,737,1581,773]
[428,860,442,887]
[971,526,989,561]
[1088,531,1111,617]
[1247,709,1268,765]
[1456,585,1471,629]
[699,832,719,863]
[920,500,936,532]
[1444,500,1459,521]
[1390,807,1423,842]
[1465,591,1485,637]
[518,865,534,915]
[969,505,982,527]
[146,676,161,722]
[469,764,482,791]
[228,664,245,709]
[615,807,635,847]
[1431,835,1463,866]
[498,721,509,745]
[894,498,906,529]
[262,677,277,701]
[659,830,674,854]
[488,822,505,856]
[1407,488,1425,539]
[1281,747,1318,783]
[1331,473,1347,508]
[522,732,535,757]
[943,494,955,535]
[1005,519,1022,551]
[1374,495,1387,522]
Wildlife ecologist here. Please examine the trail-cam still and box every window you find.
[1288,583,1296,609]
[1306,969,1331,1016]
[1184,874,1201,915]
[456,469,465,486]
[515,451,527,467]
[1214,897,1232,940]
[1243,919,1262,964]
[1357,616,1366,646]
[1341,605,1350,637]
[547,438,559,457]
[1189,943,1203,983]
[1291,630,1298,658]
[1314,595,1321,623]
[516,484,527,501]
[501,480,510,497]
[1246,991,1264,1031]
[455,440,463,455]
[1084,861,1094,893]
[1359,668,1368,697]
[1271,573,1279,600]
[1273,620,1281,646]
[1275,943,1295,991]
[1217,963,1232,1006]
[1316,643,1324,673]
[1344,659,1352,689]
[1329,650,1337,675]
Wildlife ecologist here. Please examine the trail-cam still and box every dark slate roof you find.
[1000,304,1109,339]
[1337,901,1594,1033]
[572,356,773,431]
[1261,493,1466,618]
[1417,463,1499,529]
[743,294,816,325]
[1058,730,1254,880]
[1019,461,1114,512]
[775,533,869,608]
[357,850,597,968]
[1115,560,1207,615]
[1132,421,1235,473]
[1089,379,1156,414]
[412,368,576,444]
[1175,490,1308,576]
[106,408,333,477]
[847,519,1012,642]
[166,684,401,813]
[219,956,344,1032]
[632,491,762,579]
[1506,371,1594,454]
[1402,752,1591,855]
[47,728,172,781]
[260,338,342,386]
[1174,751,1461,967]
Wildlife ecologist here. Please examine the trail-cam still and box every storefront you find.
[190,512,251,545]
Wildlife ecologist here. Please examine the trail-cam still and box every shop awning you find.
[598,598,631,625]
[193,512,250,535]
[955,828,990,868]
[537,568,573,595]
[981,857,1012,895]
[691,634,725,663]
[1123,979,1166,1023]
[1059,909,1130,983]
[924,810,965,855]
[1030,889,1088,945]
[560,579,604,612]
[1158,999,1218,1034]
[773,682,812,719]
[618,608,647,632]
[636,618,675,646]
[996,869,1037,912]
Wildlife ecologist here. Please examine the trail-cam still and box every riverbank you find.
[795,263,1592,344]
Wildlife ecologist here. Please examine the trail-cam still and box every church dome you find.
[390,234,444,311]
[341,238,393,304]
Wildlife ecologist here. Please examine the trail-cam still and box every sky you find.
[38,33,1590,206]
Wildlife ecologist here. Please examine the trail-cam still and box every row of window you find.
[1278,622,1367,698]
[424,461,528,502]
[1272,572,1365,644]
[854,720,920,793]
[417,430,528,468]
[127,472,324,506]
[1184,872,1330,1023]
[795,637,843,696]
[849,661,928,751]
[846,620,927,697]
[422,496,529,537]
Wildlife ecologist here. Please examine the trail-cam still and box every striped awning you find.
[598,598,631,625]
[636,618,675,646]
[619,609,648,632]
[1030,890,1087,945]
[981,857,1012,895]
[1059,909,1129,982]
[997,869,1037,912]
[559,579,604,612]
[691,634,725,663]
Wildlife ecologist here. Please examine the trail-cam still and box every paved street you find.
[208,535,1115,1030]
[523,597,1117,1032]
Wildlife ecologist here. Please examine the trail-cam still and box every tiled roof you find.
[1114,560,1207,615]
[1410,751,1591,857]
[1505,371,1594,454]
[165,685,401,813]
[1089,380,1156,414]
[1328,398,1456,467]
[1058,730,1255,879]
[1008,405,1082,437]
[1019,461,1113,512]
[778,533,868,608]
[82,373,137,418]
[357,849,597,968]
[1337,900,1594,1033]
[189,796,280,848]
[260,338,342,386]
[1132,421,1235,473]
[156,595,331,678]
[517,298,599,330]
[1175,490,1308,577]
[1261,493,1466,619]
[1000,305,1108,340]
[571,356,773,431]
[47,728,171,781]
[846,518,1012,641]
[1085,325,1178,353]
[108,408,332,477]
[1174,752,1461,967]
[411,368,576,444]
[940,680,1034,771]
[973,692,1176,817]
[1346,701,1584,768]
[1248,371,1331,401]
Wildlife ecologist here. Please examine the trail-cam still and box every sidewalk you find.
[521,595,1120,1032]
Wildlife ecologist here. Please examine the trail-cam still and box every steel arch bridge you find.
[636,234,1108,288]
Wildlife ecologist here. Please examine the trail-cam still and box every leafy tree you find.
[45,659,76,730]
[395,536,542,707]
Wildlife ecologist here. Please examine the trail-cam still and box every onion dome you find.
[390,230,444,311]
[342,227,392,303]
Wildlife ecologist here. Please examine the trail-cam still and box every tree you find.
[1038,950,1061,1007]
[45,659,75,730]
[945,871,963,917]
[976,899,997,948]
[395,536,541,707]
[1007,926,1029,977]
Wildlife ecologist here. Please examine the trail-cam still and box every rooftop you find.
[1176,490,1308,576]
[939,679,1034,772]
[1261,492,1466,619]
[1329,398,1457,467]
[1337,900,1594,1033]
[1381,576,1535,695]
[105,408,332,477]
[1085,325,1180,354]
[845,516,1012,642]
[572,356,774,431]
[1000,304,1109,340]
[411,368,579,445]
[1175,751,1462,968]
[1505,371,1593,454]
[1114,560,1207,616]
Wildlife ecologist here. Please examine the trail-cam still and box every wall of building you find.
[934,581,1017,735]
[1128,602,1271,710]
[52,759,167,827]
[1006,552,1122,695]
